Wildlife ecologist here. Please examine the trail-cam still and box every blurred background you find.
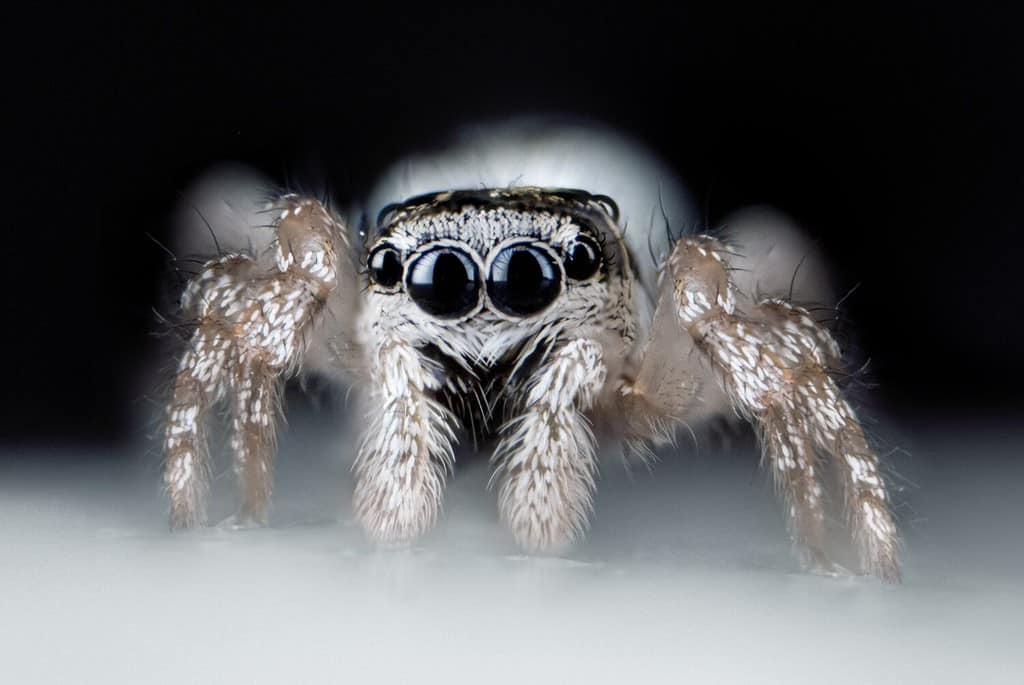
[2,4,1023,682]
[3,2,1021,447]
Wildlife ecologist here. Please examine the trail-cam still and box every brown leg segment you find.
[162,194,347,528]
[760,406,830,571]
[165,325,234,528]
[627,235,900,581]
[229,359,282,524]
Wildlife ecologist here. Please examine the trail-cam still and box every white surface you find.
[1,416,1021,684]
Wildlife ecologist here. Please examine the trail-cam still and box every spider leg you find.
[625,234,900,581]
[353,339,459,545]
[228,358,281,524]
[163,195,349,528]
[165,323,233,528]
[491,339,606,552]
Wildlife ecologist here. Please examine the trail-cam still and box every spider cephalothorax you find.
[359,188,633,435]
[162,123,902,581]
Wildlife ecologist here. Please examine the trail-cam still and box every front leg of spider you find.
[352,339,459,545]
[652,236,900,581]
[492,339,607,552]
[164,195,342,528]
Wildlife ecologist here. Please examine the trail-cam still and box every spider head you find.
[361,187,631,367]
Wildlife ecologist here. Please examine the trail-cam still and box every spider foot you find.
[215,513,268,531]
[796,544,854,578]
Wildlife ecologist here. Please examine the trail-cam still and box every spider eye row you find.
[367,235,602,318]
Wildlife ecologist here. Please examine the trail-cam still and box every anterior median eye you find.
[406,246,481,318]
[563,234,602,281]
[487,243,562,317]
[368,245,402,288]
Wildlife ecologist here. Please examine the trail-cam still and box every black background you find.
[5,2,1022,446]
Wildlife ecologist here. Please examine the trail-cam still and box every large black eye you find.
[368,245,402,288]
[563,235,602,281]
[406,246,480,318]
[487,243,562,317]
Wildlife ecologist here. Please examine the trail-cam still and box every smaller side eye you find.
[563,235,602,281]
[368,245,402,288]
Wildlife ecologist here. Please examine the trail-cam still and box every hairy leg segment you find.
[626,235,901,581]
[491,339,607,552]
[352,339,459,545]
[164,195,344,528]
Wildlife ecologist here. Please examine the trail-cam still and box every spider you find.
[162,121,901,582]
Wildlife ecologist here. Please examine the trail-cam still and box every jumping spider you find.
[162,122,901,581]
